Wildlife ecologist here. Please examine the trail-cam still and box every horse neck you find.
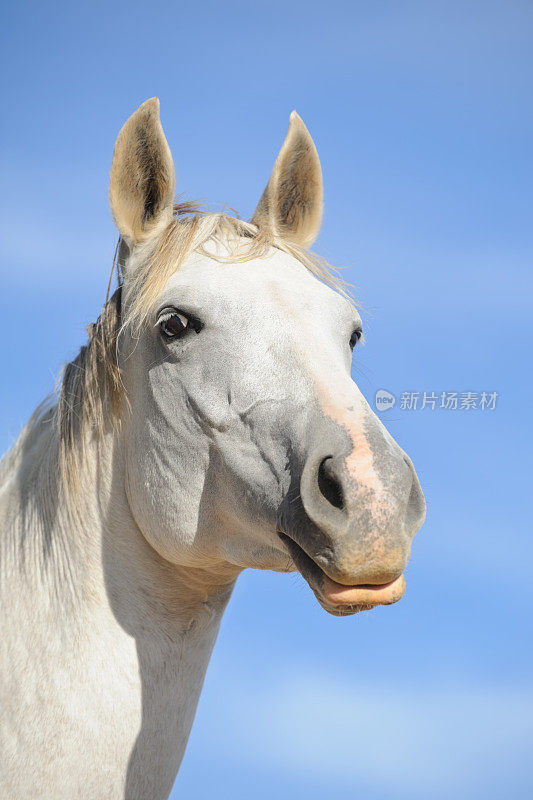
[1,407,238,796]
[1,406,238,640]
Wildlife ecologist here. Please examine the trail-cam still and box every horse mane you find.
[56,202,352,488]
[57,286,123,491]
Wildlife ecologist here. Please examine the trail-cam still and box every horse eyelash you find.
[155,308,204,336]
[154,307,192,328]
[154,310,178,327]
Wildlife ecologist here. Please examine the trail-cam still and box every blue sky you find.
[1,2,532,798]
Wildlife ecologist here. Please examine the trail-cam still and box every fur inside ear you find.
[109,98,175,246]
[252,111,323,248]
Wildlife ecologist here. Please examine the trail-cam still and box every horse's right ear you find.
[109,98,175,247]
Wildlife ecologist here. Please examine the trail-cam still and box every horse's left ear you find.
[251,111,323,248]
[109,97,175,247]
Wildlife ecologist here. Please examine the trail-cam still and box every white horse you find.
[0,99,425,799]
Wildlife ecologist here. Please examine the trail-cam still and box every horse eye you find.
[349,329,362,349]
[160,312,190,339]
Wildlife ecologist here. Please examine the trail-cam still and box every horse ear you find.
[109,98,175,246]
[251,111,323,248]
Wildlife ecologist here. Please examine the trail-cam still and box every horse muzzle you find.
[278,416,426,616]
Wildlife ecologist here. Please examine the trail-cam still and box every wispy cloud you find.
[181,668,533,799]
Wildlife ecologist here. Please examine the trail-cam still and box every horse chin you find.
[277,531,406,617]
[316,601,375,617]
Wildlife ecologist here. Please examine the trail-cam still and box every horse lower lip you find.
[277,532,406,610]
[320,574,406,607]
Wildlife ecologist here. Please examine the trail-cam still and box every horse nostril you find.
[317,457,344,510]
